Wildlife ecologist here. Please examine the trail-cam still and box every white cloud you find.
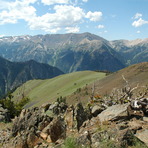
[98,30,107,34]
[133,13,142,19]
[136,30,141,34]
[41,0,69,5]
[0,0,103,33]
[97,24,104,29]
[85,11,102,21]
[65,26,80,33]
[28,5,85,33]
[0,0,37,25]
[132,18,148,27]
[111,14,116,18]
[0,34,5,38]
[82,0,88,2]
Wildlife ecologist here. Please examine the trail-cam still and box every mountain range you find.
[0,57,63,97]
[110,38,148,65]
[0,32,133,73]
[0,32,147,96]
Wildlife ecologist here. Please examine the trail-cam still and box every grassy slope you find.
[13,71,106,107]
[67,62,148,105]
[93,62,148,95]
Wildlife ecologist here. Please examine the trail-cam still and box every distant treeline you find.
[94,70,113,75]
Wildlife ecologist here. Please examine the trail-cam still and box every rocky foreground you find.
[0,96,148,148]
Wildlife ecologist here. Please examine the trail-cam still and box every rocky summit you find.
[0,91,147,148]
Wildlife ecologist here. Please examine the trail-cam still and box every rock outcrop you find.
[0,104,10,122]
[98,103,129,123]
[0,97,148,148]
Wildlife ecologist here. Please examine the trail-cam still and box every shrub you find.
[0,94,30,118]
[62,137,89,148]
[56,96,66,104]
[99,138,119,148]
[129,137,147,148]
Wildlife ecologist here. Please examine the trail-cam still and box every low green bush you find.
[0,94,30,118]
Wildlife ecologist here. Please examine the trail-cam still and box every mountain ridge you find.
[0,57,64,97]
[0,32,147,73]
[0,32,125,73]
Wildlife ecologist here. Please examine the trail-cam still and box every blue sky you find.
[0,0,148,40]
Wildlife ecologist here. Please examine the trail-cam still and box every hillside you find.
[67,62,148,104]
[12,71,106,107]
[0,57,63,97]
[0,33,125,73]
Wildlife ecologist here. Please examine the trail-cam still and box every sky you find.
[0,0,148,40]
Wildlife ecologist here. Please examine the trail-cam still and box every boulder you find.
[48,116,66,143]
[0,106,10,122]
[75,103,87,131]
[91,131,110,148]
[143,117,148,122]
[48,102,67,115]
[91,105,105,117]
[98,104,129,123]
[64,105,74,130]
[12,107,52,137]
[135,129,148,146]
[77,131,91,146]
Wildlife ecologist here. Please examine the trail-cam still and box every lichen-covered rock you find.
[98,104,129,122]
[0,105,10,122]
[48,101,68,115]
[75,103,87,131]
[64,105,74,130]
[91,105,105,117]
[77,131,91,146]
[12,107,52,137]
[135,129,148,146]
[48,116,66,143]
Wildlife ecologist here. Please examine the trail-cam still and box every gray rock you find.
[143,117,148,122]
[75,103,87,131]
[77,131,91,146]
[0,114,5,122]
[98,104,129,123]
[91,105,104,117]
[0,107,10,122]
[48,116,66,143]
[91,131,110,148]
[135,129,148,146]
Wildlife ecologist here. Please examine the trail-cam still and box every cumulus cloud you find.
[82,0,88,2]
[41,0,69,5]
[85,11,102,21]
[0,0,37,25]
[28,5,85,33]
[133,13,142,19]
[97,24,104,29]
[0,0,103,33]
[0,34,5,38]
[65,26,80,33]
[132,18,148,27]
[137,30,141,34]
